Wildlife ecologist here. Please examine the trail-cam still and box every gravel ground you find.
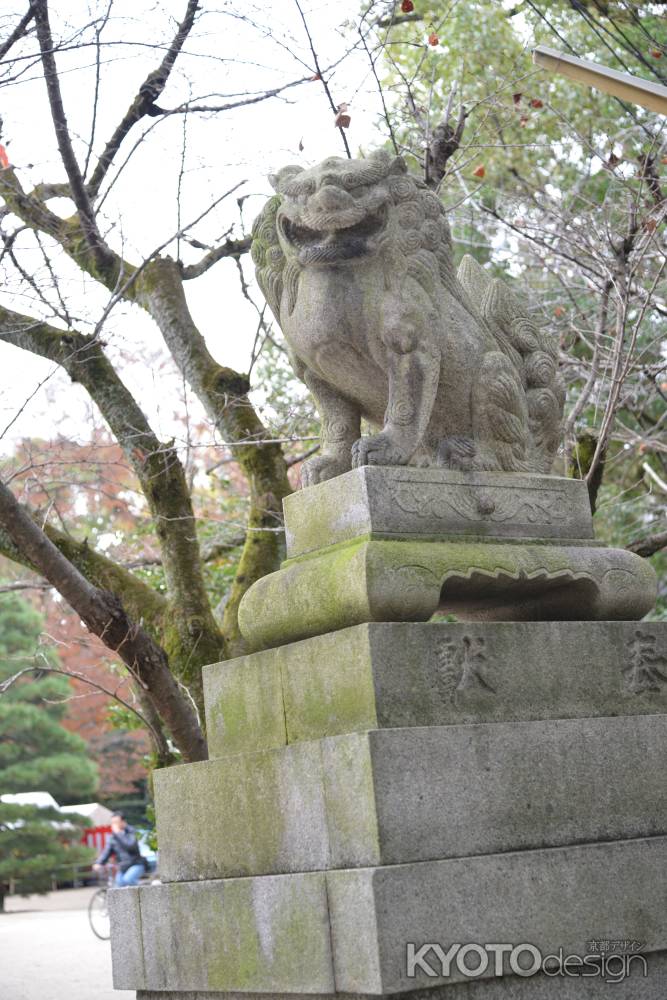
[1,888,134,1000]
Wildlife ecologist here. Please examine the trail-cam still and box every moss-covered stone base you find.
[203,621,667,758]
[108,875,333,993]
[154,715,667,883]
[237,538,657,651]
[111,838,667,994]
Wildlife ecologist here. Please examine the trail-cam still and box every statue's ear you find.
[388,156,407,175]
[269,165,304,192]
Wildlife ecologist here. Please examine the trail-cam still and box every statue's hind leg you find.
[470,351,532,472]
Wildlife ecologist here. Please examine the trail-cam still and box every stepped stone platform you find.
[110,468,666,998]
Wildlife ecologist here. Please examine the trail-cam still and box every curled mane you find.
[251,158,482,323]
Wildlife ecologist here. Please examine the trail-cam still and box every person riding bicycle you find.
[92,812,148,887]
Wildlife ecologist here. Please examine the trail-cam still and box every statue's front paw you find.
[351,433,411,468]
[437,436,477,471]
[300,454,351,488]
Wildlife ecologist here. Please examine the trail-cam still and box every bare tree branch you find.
[0,662,173,766]
[160,74,319,116]
[286,444,319,468]
[0,164,292,659]
[0,579,53,593]
[31,0,111,270]
[181,235,251,280]
[0,303,223,711]
[293,0,351,158]
[87,0,200,198]
[0,500,168,637]
[627,530,667,559]
[376,11,423,29]
[0,475,206,761]
[0,7,34,62]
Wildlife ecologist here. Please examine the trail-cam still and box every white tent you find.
[60,802,114,826]
[1,791,59,809]
[1,793,113,827]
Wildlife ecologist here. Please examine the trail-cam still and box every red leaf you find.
[428,32,439,46]
[335,103,351,129]
[472,164,485,178]
[512,92,522,105]
[401,0,415,11]
[529,98,543,109]
[553,305,565,318]
[0,145,9,170]
[650,49,663,58]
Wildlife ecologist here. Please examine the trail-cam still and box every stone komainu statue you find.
[251,149,565,487]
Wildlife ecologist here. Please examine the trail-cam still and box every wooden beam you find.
[532,45,667,115]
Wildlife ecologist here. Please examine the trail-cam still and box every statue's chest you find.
[281,268,384,376]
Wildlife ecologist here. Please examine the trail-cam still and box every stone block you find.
[204,621,667,757]
[157,715,667,881]
[322,716,667,868]
[108,886,144,989]
[125,839,667,995]
[154,741,330,881]
[237,538,657,650]
[284,467,594,559]
[110,873,334,994]
[203,647,288,756]
[204,626,377,757]
[136,948,667,997]
[326,837,667,993]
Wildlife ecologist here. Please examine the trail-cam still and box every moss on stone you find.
[204,651,287,757]
[321,734,381,867]
[155,749,306,882]
[239,536,657,651]
[238,541,371,650]
[282,627,377,743]
[199,874,331,992]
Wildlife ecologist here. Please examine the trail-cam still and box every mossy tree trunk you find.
[0,1,293,761]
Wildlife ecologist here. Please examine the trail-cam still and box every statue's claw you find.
[300,454,351,488]
[437,436,477,471]
[351,433,411,468]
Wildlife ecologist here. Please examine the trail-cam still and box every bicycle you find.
[88,865,115,940]
[88,862,157,939]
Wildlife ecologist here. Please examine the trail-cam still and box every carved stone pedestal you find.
[238,468,656,650]
[109,469,666,998]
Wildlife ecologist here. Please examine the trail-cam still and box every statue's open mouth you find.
[280,205,387,264]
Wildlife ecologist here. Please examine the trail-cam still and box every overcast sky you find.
[0,0,393,451]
